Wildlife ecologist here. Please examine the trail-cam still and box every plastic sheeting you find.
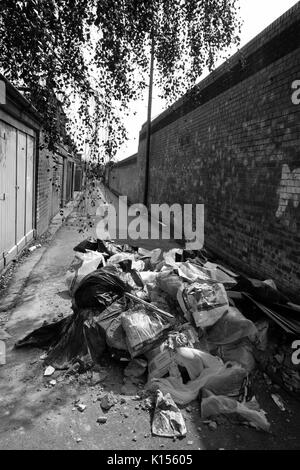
[147,347,247,405]
[201,392,270,432]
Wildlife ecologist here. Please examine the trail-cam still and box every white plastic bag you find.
[176,261,217,282]
[66,250,105,294]
[216,339,256,372]
[147,358,247,405]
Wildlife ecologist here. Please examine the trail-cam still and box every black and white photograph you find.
[0,0,299,455]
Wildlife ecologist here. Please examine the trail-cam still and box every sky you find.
[115,0,299,161]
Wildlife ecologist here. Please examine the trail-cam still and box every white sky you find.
[115,0,299,161]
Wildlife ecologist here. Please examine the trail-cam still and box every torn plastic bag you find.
[177,281,228,328]
[157,270,184,298]
[206,307,257,346]
[16,308,104,368]
[147,285,171,312]
[107,252,135,266]
[137,247,153,257]
[176,261,217,282]
[163,249,183,266]
[150,248,163,269]
[121,301,174,358]
[15,315,73,350]
[96,298,128,351]
[74,265,130,309]
[83,317,107,363]
[175,347,223,380]
[66,251,106,295]
[204,262,238,287]
[131,260,145,272]
[73,237,99,253]
[152,390,187,438]
[216,339,256,372]
[198,362,248,397]
[139,271,160,285]
[201,392,270,432]
[147,360,247,405]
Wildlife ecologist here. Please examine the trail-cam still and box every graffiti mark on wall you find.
[276,164,300,218]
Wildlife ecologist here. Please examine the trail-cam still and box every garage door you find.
[0,118,35,271]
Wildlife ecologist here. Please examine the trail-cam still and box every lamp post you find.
[143,34,155,207]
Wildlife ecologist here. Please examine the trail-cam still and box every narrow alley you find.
[0,185,299,450]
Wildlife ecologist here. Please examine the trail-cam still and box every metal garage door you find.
[0,118,35,270]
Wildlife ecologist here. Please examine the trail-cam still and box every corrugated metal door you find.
[0,122,17,269]
[0,117,35,271]
[16,131,26,249]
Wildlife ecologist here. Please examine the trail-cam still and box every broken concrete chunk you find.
[100,392,118,410]
[44,365,55,376]
[76,403,86,412]
[97,416,108,424]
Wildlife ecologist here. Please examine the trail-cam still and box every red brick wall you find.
[135,4,300,298]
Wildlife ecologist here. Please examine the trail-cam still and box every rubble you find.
[271,394,286,411]
[152,390,187,438]
[97,416,108,424]
[14,237,300,439]
[44,366,55,376]
[100,392,118,410]
[76,403,86,412]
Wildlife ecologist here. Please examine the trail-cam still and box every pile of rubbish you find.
[15,238,300,437]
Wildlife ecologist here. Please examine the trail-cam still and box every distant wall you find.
[108,154,138,203]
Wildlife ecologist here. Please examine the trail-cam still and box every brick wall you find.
[108,154,138,203]
[36,133,72,235]
[111,3,300,299]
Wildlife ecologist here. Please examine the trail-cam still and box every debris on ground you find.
[97,416,108,424]
[152,390,187,438]
[75,403,86,412]
[271,394,286,411]
[44,366,55,376]
[100,392,118,410]
[14,237,300,439]
[28,244,42,252]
